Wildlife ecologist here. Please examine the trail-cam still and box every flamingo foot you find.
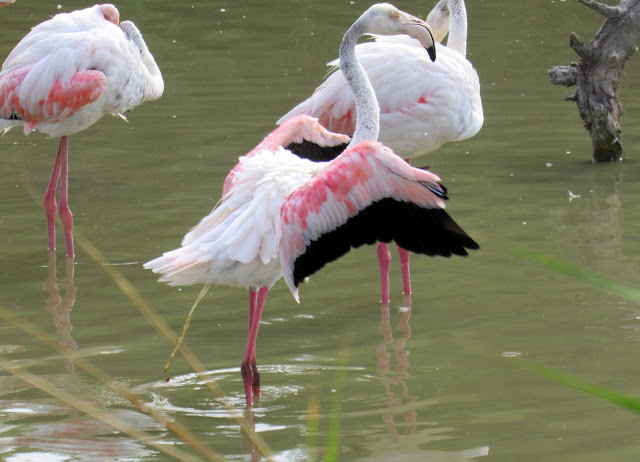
[241,363,255,407]
[251,364,261,397]
[377,242,391,304]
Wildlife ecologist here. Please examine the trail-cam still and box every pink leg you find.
[396,157,413,297]
[397,245,411,295]
[248,290,258,332]
[247,290,258,374]
[43,139,65,252]
[241,287,268,407]
[243,290,258,406]
[252,288,268,396]
[377,242,391,304]
[57,137,74,257]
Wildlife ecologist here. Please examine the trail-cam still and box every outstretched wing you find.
[248,114,350,161]
[279,140,478,301]
[223,115,349,195]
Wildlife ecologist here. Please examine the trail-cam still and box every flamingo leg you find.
[377,242,391,304]
[247,290,258,373]
[397,245,411,295]
[398,157,412,296]
[248,290,258,331]
[57,136,74,257]
[241,287,268,407]
[43,138,65,252]
[42,136,74,256]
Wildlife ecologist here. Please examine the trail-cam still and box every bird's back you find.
[279,36,483,158]
[0,4,163,137]
[145,148,320,289]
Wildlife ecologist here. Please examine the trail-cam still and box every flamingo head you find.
[99,4,119,25]
[358,3,436,62]
[425,0,451,44]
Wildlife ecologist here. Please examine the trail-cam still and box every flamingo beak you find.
[400,13,436,62]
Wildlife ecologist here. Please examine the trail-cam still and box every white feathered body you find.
[145,148,323,290]
[279,36,482,159]
[0,4,163,137]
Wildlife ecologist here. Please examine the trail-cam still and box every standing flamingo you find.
[279,0,481,303]
[146,3,477,407]
[0,4,164,256]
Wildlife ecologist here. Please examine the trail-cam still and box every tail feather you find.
[144,248,211,286]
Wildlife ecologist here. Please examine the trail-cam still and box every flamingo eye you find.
[390,10,400,20]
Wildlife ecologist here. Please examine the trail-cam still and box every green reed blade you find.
[511,357,640,414]
[504,242,640,303]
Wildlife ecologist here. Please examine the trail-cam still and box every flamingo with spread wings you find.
[279,0,482,302]
[145,3,477,407]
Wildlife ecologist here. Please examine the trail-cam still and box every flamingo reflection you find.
[43,250,78,373]
[240,407,263,462]
[378,295,417,441]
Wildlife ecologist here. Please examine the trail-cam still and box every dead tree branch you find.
[548,0,640,162]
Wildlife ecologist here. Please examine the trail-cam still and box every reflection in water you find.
[43,251,78,373]
[552,164,624,266]
[241,407,263,462]
[0,398,156,461]
[368,296,490,461]
[378,295,417,442]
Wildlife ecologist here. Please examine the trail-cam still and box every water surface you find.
[1,0,640,461]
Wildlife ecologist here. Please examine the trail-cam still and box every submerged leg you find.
[43,138,66,252]
[377,242,391,304]
[242,287,268,407]
[252,287,268,396]
[57,136,74,257]
[242,290,258,406]
[397,245,411,295]
[247,290,258,380]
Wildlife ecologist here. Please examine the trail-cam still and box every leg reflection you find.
[240,407,262,462]
[378,294,416,441]
[43,250,78,373]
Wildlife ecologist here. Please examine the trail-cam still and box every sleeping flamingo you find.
[279,0,482,303]
[0,4,164,256]
[145,3,477,407]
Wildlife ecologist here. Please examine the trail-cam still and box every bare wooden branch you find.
[548,65,578,86]
[577,0,624,19]
[569,32,594,63]
[549,0,640,162]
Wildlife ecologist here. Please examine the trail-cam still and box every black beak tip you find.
[426,44,436,62]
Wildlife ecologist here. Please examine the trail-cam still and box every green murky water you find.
[2,0,640,460]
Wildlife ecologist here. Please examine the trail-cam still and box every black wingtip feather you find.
[286,140,349,162]
[291,198,478,287]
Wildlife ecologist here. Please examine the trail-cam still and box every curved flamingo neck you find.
[120,21,164,100]
[340,20,380,147]
[446,0,468,57]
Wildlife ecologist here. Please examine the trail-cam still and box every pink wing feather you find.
[0,65,106,132]
[223,114,350,195]
[279,140,477,301]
